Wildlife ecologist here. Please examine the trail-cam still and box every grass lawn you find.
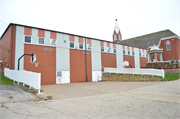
[0,73,15,85]
[165,74,180,81]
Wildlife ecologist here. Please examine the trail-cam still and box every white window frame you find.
[50,39,57,46]
[79,43,83,49]
[24,35,32,43]
[70,42,74,48]
[123,50,125,54]
[87,44,91,50]
[38,37,45,45]
[132,52,134,55]
[101,47,104,52]
[107,47,111,52]
[113,49,116,53]
[166,40,171,50]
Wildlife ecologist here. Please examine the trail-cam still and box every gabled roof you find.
[119,29,178,49]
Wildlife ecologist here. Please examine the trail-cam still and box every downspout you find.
[85,38,88,82]
[11,25,15,69]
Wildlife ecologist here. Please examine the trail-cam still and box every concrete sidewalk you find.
[41,81,164,100]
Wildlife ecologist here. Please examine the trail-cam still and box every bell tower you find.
[113,17,122,43]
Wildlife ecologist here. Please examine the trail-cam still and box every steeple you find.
[113,16,122,43]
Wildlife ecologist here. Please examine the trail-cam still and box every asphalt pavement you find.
[0,80,180,119]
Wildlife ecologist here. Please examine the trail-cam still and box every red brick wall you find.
[139,57,148,67]
[70,49,92,83]
[0,25,16,72]
[101,52,116,71]
[24,44,56,85]
[159,38,180,61]
[123,55,135,68]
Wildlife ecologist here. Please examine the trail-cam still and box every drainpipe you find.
[11,25,15,69]
[85,38,88,82]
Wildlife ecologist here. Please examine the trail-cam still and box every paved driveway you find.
[1,80,180,119]
[41,81,164,100]
[0,85,39,103]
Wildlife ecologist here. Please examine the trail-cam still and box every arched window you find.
[166,41,171,50]
[114,34,117,41]
[119,34,121,40]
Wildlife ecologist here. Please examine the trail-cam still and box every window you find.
[146,54,148,57]
[87,44,91,50]
[132,52,134,55]
[143,53,145,57]
[107,48,111,52]
[25,36,31,43]
[128,51,130,55]
[79,43,83,49]
[119,34,121,40]
[70,42,74,48]
[101,47,104,52]
[50,39,56,46]
[123,50,125,54]
[113,49,116,53]
[166,41,171,50]
[139,53,141,56]
[114,34,116,40]
[38,38,44,44]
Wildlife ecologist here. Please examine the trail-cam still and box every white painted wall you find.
[92,71,102,82]
[56,71,70,84]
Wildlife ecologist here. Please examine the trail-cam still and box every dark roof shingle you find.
[119,29,178,49]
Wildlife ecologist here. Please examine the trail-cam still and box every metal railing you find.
[104,68,165,78]
[4,68,41,94]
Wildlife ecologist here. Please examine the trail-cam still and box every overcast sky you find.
[0,0,179,42]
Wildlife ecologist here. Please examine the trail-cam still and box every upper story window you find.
[24,36,31,43]
[79,43,83,49]
[70,42,74,48]
[87,38,91,50]
[79,37,83,49]
[132,52,134,55]
[87,44,91,50]
[139,53,141,57]
[38,38,44,44]
[113,44,116,53]
[50,39,56,46]
[69,35,74,48]
[123,50,125,54]
[100,41,104,52]
[114,34,117,40]
[107,48,111,52]
[113,49,116,53]
[101,47,104,52]
[166,40,171,50]
[132,47,134,55]
[128,51,130,55]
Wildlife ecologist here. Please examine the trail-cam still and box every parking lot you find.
[1,80,180,119]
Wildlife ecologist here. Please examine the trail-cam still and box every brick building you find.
[0,22,148,85]
[120,29,180,64]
